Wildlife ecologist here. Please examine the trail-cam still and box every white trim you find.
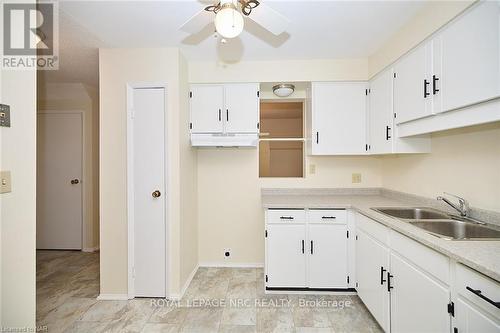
[82,246,99,253]
[97,294,129,301]
[169,264,200,301]
[36,110,87,250]
[199,262,264,268]
[126,83,169,300]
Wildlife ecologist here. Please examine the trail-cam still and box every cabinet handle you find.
[301,240,305,254]
[387,272,394,292]
[310,240,314,254]
[424,79,430,98]
[380,266,387,285]
[466,286,500,309]
[386,126,391,140]
[321,216,336,220]
[226,109,229,122]
[279,216,294,220]
[218,109,221,121]
[316,132,319,144]
[433,75,440,95]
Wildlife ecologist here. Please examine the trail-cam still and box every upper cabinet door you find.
[190,85,224,133]
[224,83,260,133]
[312,82,367,155]
[394,42,432,124]
[433,1,500,114]
[369,69,393,154]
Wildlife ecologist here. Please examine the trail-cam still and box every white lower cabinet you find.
[265,209,349,289]
[356,228,390,332]
[455,297,500,333]
[389,252,451,333]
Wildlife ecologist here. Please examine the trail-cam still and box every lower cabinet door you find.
[455,297,500,333]
[390,252,451,333]
[308,224,348,288]
[266,224,306,288]
[356,229,390,332]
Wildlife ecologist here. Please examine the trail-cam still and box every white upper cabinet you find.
[190,83,259,135]
[311,82,367,155]
[369,69,394,154]
[190,84,224,133]
[433,1,500,114]
[393,42,432,124]
[224,83,260,133]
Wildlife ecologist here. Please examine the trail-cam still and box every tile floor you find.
[37,251,382,333]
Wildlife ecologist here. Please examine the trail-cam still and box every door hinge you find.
[347,276,350,284]
[265,230,267,238]
[189,91,192,98]
[189,122,193,130]
[448,302,455,317]
[347,230,349,238]
[257,91,260,97]
[265,275,268,283]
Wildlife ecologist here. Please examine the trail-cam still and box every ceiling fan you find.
[180,0,290,40]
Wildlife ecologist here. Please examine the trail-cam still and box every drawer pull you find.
[322,216,337,219]
[279,216,294,220]
[387,272,394,292]
[466,286,500,309]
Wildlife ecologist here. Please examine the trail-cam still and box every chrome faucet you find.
[437,192,470,217]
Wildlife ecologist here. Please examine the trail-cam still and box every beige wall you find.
[99,48,197,297]
[0,68,37,326]
[369,0,474,77]
[37,82,99,250]
[382,123,500,212]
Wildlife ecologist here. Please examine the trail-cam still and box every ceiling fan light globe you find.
[215,6,244,39]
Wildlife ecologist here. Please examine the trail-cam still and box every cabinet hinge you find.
[369,88,371,94]
[365,89,368,96]
[189,91,193,98]
[447,302,455,317]
[347,230,349,238]
[365,144,368,152]
[257,91,260,97]
[347,276,350,284]
[394,113,397,119]
[265,230,267,238]
[453,328,458,333]
[189,122,192,130]
[257,122,260,129]
[265,275,268,283]
[356,282,359,288]
[355,235,358,240]
[393,72,397,78]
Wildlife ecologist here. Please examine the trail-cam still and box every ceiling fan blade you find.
[180,10,213,34]
[247,2,289,35]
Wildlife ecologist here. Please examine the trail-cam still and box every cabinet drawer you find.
[267,209,306,223]
[356,213,389,246]
[308,209,347,224]
[390,230,449,284]
[456,264,500,317]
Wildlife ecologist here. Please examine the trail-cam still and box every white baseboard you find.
[97,293,129,301]
[82,246,99,253]
[199,262,264,268]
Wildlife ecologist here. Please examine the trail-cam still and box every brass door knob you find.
[70,179,80,185]
[152,190,161,198]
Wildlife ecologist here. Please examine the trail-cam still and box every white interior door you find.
[308,223,348,288]
[37,113,83,250]
[131,87,166,298]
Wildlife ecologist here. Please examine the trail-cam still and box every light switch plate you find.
[309,164,316,175]
[0,104,11,127]
[352,173,362,184]
[0,171,12,193]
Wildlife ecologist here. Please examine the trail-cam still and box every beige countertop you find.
[262,191,500,283]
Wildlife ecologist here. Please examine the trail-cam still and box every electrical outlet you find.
[352,173,362,184]
[309,164,316,175]
[0,171,12,193]
[223,248,231,259]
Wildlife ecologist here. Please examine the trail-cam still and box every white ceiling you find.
[44,0,428,87]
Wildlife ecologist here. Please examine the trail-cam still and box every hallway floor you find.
[37,251,381,333]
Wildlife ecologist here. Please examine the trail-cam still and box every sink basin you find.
[409,220,500,240]
[373,207,451,220]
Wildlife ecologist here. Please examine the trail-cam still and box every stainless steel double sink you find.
[372,207,500,240]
